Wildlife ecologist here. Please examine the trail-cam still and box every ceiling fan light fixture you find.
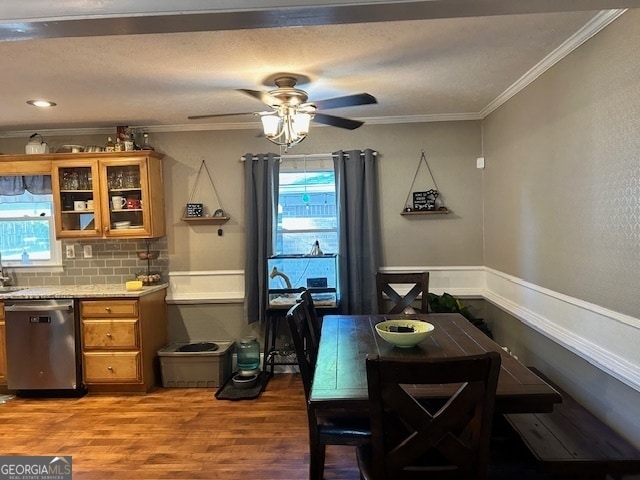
[261,114,281,137]
[260,107,312,150]
[188,75,375,150]
[292,112,312,135]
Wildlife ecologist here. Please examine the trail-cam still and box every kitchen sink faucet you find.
[0,252,12,286]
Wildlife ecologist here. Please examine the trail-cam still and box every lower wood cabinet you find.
[80,288,167,393]
[0,302,6,386]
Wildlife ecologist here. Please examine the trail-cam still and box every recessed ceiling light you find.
[27,99,57,107]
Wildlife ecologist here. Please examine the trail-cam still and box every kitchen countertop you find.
[0,283,168,300]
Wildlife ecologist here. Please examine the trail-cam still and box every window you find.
[0,177,62,267]
[275,157,337,255]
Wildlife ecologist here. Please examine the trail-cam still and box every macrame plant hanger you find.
[182,159,229,231]
[401,150,449,215]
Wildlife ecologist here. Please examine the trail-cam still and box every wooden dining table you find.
[309,313,562,414]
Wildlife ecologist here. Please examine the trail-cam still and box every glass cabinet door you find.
[53,161,102,237]
[52,153,162,239]
[102,159,150,237]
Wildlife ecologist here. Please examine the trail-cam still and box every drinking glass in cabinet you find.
[60,171,75,189]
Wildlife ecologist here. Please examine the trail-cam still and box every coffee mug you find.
[127,198,141,209]
[86,199,94,210]
[111,196,126,210]
[74,200,87,211]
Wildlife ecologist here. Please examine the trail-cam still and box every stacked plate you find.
[114,221,131,229]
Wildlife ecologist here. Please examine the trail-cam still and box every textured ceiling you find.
[0,2,632,136]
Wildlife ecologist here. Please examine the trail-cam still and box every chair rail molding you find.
[482,267,640,394]
[165,266,640,393]
[166,270,244,304]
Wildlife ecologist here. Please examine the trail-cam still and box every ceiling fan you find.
[188,75,377,149]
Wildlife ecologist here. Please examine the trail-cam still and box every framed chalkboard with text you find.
[185,203,204,217]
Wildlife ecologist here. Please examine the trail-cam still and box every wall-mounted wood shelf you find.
[403,151,449,215]
[400,209,450,216]
[181,216,229,225]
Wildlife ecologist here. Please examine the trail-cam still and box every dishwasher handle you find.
[4,302,74,313]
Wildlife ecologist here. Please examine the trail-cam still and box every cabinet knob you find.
[105,306,111,312]
[106,332,112,338]
[107,366,113,371]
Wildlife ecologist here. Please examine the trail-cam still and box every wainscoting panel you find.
[483,268,640,393]
[166,270,244,304]
[165,266,640,393]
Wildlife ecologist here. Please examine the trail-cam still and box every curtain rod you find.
[239,151,377,161]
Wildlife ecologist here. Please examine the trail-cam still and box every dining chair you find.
[356,351,501,480]
[286,300,371,480]
[375,271,429,314]
[299,288,321,349]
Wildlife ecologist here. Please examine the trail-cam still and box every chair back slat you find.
[376,272,429,314]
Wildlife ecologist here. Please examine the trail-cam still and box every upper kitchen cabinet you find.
[51,152,166,239]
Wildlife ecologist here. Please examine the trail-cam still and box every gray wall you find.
[482,9,640,446]
[483,9,640,319]
[152,120,483,271]
[142,121,484,344]
[0,120,484,344]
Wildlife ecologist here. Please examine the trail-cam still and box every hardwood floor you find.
[0,374,360,480]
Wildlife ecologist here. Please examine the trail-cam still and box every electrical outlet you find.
[476,157,485,169]
[65,245,75,259]
[83,245,93,258]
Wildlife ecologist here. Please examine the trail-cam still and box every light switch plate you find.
[83,245,93,258]
[476,157,485,169]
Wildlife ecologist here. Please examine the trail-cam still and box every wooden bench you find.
[505,368,640,480]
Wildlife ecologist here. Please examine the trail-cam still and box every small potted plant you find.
[427,292,492,338]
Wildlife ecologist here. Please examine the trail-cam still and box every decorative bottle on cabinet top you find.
[141,133,155,151]
[105,137,115,152]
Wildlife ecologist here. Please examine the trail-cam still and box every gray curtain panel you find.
[243,153,280,324]
[334,149,382,314]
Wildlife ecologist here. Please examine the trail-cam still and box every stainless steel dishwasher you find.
[4,299,84,394]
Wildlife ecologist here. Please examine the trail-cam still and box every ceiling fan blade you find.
[187,112,256,120]
[311,93,377,110]
[238,88,282,107]
[312,113,364,130]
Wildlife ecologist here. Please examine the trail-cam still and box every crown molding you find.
[480,9,627,118]
[0,113,482,139]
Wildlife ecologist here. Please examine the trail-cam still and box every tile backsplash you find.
[14,238,168,287]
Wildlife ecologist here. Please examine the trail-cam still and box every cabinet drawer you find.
[82,319,139,349]
[81,300,138,318]
[83,352,141,383]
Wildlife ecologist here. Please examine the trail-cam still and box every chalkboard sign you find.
[413,189,438,211]
[185,203,204,217]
